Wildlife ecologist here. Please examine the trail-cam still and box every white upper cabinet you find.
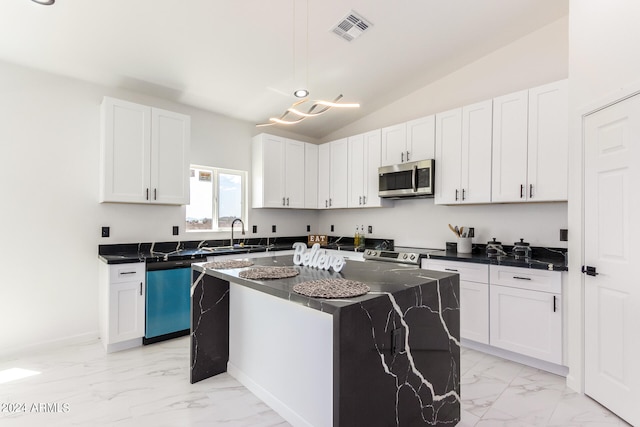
[461,100,493,204]
[318,138,349,209]
[304,143,318,209]
[100,97,190,205]
[348,129,388,208]
[381,115,435,167]
[435,108,463,205]
[527,79,568,202]
[492,80,568,202]
[252,134,306,208]
[491,89,529,202]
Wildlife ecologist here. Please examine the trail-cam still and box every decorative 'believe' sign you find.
[292,242,345,272]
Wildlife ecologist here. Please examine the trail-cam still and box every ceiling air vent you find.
[331,11,372,42]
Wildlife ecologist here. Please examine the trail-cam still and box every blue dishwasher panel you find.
[146,267,191,338]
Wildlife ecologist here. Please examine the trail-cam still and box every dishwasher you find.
[144,258,202,344]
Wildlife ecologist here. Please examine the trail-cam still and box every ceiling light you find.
[294,89,309,98]
[257,94,359,127]
[31,0,55,5]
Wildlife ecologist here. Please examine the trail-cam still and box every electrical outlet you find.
[306,225,311,232]
[172,226,179,236]
[368,225,373,234]
[252,225,257,233]
[101,226,110,238]
[560,229,568,241]
[331,225,334,232]
[272,225,276,233]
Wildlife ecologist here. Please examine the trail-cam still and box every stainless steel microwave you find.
[378,159,435,198]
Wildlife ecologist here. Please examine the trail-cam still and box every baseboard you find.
[104,337,143,353]
[227,362,314,427]
[462,339,569,377]
[0,331,100,359]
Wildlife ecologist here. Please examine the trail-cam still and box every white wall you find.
[565,0,640,392]
[0,60,316,355]
[318,18,569,249]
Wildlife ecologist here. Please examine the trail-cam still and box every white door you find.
[380,123,407,166]
[491,90,528,202]
[462,100,493,204]
[434,108,462,205]
[284,139,305,208]
[584,93,640,426]
[329,138,349,208]
[151,108,191,205]
[527,79,568,202]
[347,133,365,208]
[406,115,435,162]
[317,143,331,209]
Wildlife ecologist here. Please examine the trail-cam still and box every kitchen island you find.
[191,254,460,427]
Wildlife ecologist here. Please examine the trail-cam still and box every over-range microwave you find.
[378,159,435,198]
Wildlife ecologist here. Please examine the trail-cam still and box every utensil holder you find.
[457,237,472,254]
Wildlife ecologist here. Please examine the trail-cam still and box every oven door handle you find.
[412,165,418,192]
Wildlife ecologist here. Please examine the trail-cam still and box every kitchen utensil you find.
[455,226,460,236]
[457,237,472,254]
[459,226,465,237]
[448,224,459,237]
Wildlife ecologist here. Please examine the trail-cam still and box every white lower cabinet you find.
[422,259,489,344]
[489,265,562,364]
[99,262,145,353]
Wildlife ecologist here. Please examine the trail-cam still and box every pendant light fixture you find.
[31,0,55,5]
[257,0,359,127]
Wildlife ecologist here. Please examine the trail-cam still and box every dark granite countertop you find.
[98,236,394,265]
[193,254,453,315]
[426,244,568,271]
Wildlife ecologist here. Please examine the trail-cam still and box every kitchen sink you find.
[199,245,267,252]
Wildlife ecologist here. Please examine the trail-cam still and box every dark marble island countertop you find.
[191,254,461,426]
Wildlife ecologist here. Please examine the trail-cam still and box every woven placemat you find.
[238,266,299,280]
[293,278,370,298]
[203,260,254,269]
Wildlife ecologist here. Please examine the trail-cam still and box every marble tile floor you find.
[0,337,629,426]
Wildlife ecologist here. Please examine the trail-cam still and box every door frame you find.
[569,80,640,393]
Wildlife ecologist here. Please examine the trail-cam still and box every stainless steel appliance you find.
[363,246,441,266]
[378,159,435,198]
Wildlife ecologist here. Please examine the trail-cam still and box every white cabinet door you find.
[151,108,191,205]
[304,143,318,209]
[406,115,435,162]
[329,138,349,208]
[284,139,305,208]
[380,123,407,166]
[317,143,331,209]
[348,133,365,208]
[109,280,145,344]
[527,79,568,202]
[257,134,286,208]
[435,108,462,205]
[492,90,529,202]
[462,100,493,204]
[363,129,385,207]
[490,284,562,364]
[100,97,151,203]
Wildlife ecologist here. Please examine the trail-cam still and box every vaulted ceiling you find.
[0,0,568,139]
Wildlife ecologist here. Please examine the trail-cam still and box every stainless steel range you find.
[363,246,441,266]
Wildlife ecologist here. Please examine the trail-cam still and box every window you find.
[186,165,247,232]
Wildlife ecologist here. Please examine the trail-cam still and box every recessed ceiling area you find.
[0,0,568,139]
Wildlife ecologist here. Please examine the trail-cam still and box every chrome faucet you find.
[231,218,245,247]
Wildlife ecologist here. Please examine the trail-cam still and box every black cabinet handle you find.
[406,150,410,161]
[520,184,524,198]
[462,189,466,201]
[444,268,459,272]
[401,152,404,162]
[513,276,532,280]
[146,188,149,200]
[120,271,136,275]
[286,197,289,206]
[553,295,557,312]
[529,184,533,198]
[455,189,459,201]
[140,282,143,296]
[363,195,366,205]
[154,188,157,200]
